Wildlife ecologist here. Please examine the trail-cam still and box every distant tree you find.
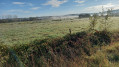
[29,17,38,21]
[13,15,18,22]
[79,14,90,19]
[0,15,18,23]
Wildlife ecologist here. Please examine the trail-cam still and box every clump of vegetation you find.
[0,45,9,66]
[88,8,113,47]
[90,31,111,46]
[0,30,114,67]
[87,51,109,67]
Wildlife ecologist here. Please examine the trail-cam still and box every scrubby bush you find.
[106,46,119,62]
[90,31,111,46]
[0,45,9,65]
[0,30,114,67]
[87,52,109,67]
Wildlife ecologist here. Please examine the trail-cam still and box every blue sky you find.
[0,0,119,18]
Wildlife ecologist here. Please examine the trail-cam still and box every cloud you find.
[74,0,85,6]
[31,7,40,10]
[28,3,33,6]
[76,4,85,6]
[82,3,119,13]
[12,2,25,5]
[8,10,30,13]
[74,0,85,3]
[43,0,68,7]
[12,2,33,6]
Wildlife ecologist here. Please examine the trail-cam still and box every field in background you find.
[0,17,119,45]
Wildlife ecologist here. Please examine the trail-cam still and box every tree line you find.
[0,15,41,23]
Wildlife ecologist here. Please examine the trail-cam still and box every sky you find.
[0,0,119,18]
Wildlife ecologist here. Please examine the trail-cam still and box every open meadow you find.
[0,17,119,67]
[1,0,119,66]
[0,17,119,46]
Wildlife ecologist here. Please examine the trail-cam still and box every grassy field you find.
[0,17,119,45]
[0,17,119,67]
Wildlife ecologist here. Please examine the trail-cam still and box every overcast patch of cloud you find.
[12,2,33,6]
[43,0,68,7]
[31,7,41,10]
[8,9,31,13]
[13,2,25,5]
[74,0,85,4]
[74,0,85,7]
[82,3,119,13]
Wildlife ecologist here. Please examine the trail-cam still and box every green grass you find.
[0,30,115,67]
[0,16,119,66]
[0,17,119,45]
[0,18,89,45]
